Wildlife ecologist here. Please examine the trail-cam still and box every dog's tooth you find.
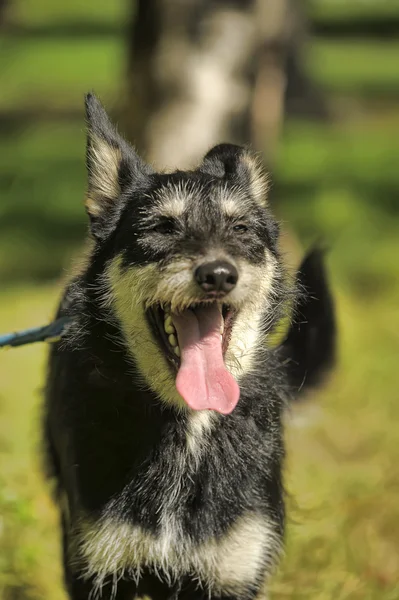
[174,346,181,357]
[164,316,176,334]
[168,334,177,347]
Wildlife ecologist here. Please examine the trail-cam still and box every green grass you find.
[0,286,65,600]
[270,282,399,599]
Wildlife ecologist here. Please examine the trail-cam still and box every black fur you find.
[44,94,335,600]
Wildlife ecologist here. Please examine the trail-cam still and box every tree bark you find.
[125,0,327,170]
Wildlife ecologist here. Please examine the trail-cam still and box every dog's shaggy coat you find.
[44,94,335,600]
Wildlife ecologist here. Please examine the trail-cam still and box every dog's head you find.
[84,94,284,413]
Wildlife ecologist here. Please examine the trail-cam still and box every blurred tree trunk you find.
[124,0,327,172]
[0,0,9,27]
[125,0,258,170]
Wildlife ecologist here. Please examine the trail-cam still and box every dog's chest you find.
[78,413,276,594]
[80,510,274,596]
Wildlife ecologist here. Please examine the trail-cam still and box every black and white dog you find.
[44,94,335,600]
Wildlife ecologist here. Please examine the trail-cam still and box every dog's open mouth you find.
[147,303,240,414]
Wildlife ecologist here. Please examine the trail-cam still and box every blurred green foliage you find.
[0,37,123,110]
[309,0,399,21]
[310,40,399,95]
[0,0,398,599]
[12,0,124,27]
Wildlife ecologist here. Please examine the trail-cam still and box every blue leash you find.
[0,316,72,348]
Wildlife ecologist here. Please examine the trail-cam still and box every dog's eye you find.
[233,223,248,234]
[153,218,177,235]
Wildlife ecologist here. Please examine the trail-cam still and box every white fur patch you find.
[185,410,215,461]
[86,135,122,215]
[77,512,277,598]
[221,197,243,218]
[219,163,269,216]
[241,152,269,206]
[225,251,278,381]
[219,182,252,218]
[150,180,189,219]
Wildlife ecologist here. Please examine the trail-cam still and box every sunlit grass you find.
[271,284,399,599]
[0,285,66,600]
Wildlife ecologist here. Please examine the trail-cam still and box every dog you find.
[44,94,335,600]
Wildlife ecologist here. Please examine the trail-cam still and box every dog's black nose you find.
[195,261,238,294]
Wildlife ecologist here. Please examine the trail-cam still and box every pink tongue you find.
[172,305,240,414]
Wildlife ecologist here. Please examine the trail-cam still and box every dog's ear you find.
[85,93,152,238]
[200,144,269,205]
